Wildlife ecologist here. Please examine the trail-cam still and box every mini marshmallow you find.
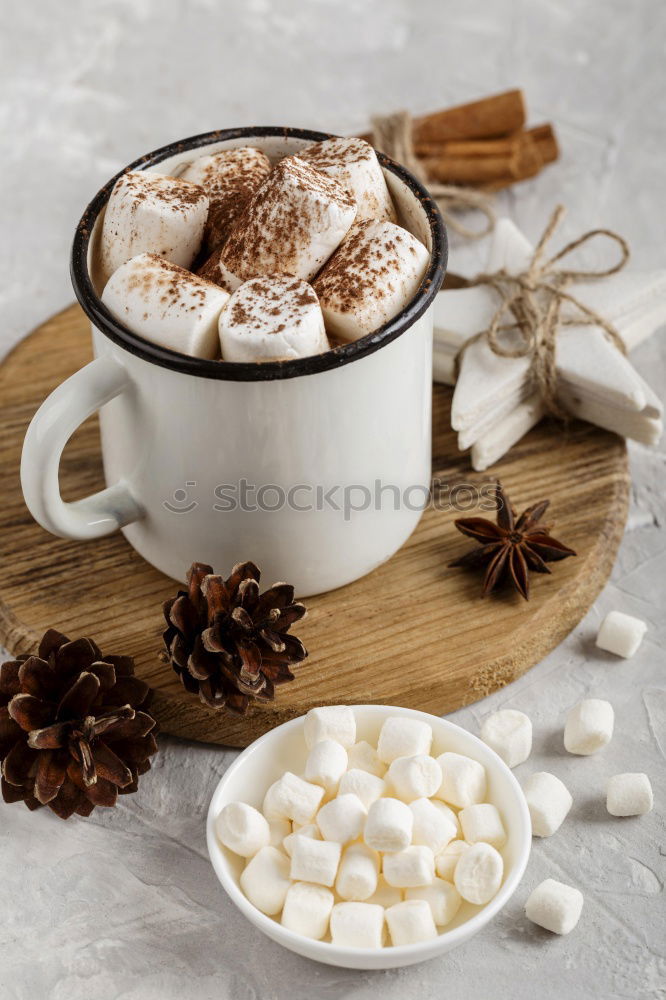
[218,275,329,362]
[454,842,504,905]
[406,878,462,927]
[313,220,429,343]
[330,902,385,949]
[298,137,396,224]
[522,772,573,837]
[214,801,270,858]
[240,846,291,915]
[282,823,320,857]
[289,834,341,887]
[459,803,507,848]
[304,706,357,750]
[606,773,653,816]
[101,253,230,359]
[525,878,584,935]
[383,846,435,888]
[336,842,380,901]
[99,170,208,286]
[596,611,648,659]
[377,716,433,764]
[480,709,532,768]
[364,797,414,853]
[564,699,614,755]
[436,752,487,808]
[435,841,469,882]
[385,900,438,946]
[262,771,324,825]
[317,793,367,844]
[346,740,386,777]
[268,818,291,847]
[338,769,386,809]
[387,755,442,802]
[281,882,334,940]
[367,875,403,908]
[410,798,458,854]
[305,740,348,795]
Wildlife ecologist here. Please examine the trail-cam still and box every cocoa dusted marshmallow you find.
[313,220,429,343]
[101,253,229,359]
[298,137,396,223]
[218,275,329,362]
[99,170,208,286]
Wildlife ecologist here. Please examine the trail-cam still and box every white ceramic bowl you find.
[206,705,531,969]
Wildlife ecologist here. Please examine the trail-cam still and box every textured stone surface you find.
[1,1,664,997]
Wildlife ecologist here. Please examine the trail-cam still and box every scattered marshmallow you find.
[214,801,270,858]
[525,878,584,935]
[336,842,380,901]
[304,706,357,750]
[377,716,433,764]
[289,835,341,887]
[387,755,442,802]
[281,882,334,940]
[410,798,458,854]
[406,878,462,927]
[330,902,385,949]
[436,752,486,808]
[459,803,507,848]
[364,797,414,853]
[435,841,469,882]
[383,846,435,888]
[240,846,291,915]
[368,875,403,908]
[480,709,532,768]
[385,899,438,946]
[338,768,386,809]
[596,611,648,659]
[282,823,320,857]
[297,136,396,224]
[262,771,324,825]
[346,740,386,777]
[267,818,291,847]
[317,793,367,844]
[305,739,348,795]
[606,773,653,817]
[454,842,504,905]
[564,699,614,755]
[522,772,573,838]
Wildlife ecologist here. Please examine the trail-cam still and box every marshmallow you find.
[282,823,320,857]
[180,146,271,251]
[338,769,386,809]
[435,841,469,882]
[214,801,270,858]
[385,900,438,946]
[313,220,429,343]
[240,846,291,915]
[346,740,386,777]
[480,709,532,768]
[436,753,487,808]
[218,275,330,362]
[289,834,341,887]
[101,253,230,359]
[459,803,507,848]
[383,846,435,888]
[268,818,291,847]
[596,611,647,658]
[304,706,357,750]
[522,771,573,837]
[367,875,403,909]
[262,771,324,825]
[406,878,462,927]
[281,882,334,940]
[316,793,367,844]
[525,878,584,935]
[606,773,653,817]
[564,699,614,755]
[99,170,208,286]
[453,842,503,905]
[297,137,396,224]
[364,797,414,853]
[387,755,442,802]
[304,740,348,795]
[210,156,356,290]
[336,842,380,901]
[410,798,458,854]
[330,902,385,949]
[377,716,433,764]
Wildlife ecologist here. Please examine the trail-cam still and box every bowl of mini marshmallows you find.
[206,704,531,969]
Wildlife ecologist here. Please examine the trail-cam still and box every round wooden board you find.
[0,305,629,747]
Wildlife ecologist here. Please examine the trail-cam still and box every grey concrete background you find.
[0,1,664,997]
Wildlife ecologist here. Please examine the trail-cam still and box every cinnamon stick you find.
[421,129,542,185]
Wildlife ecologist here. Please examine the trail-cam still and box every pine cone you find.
[0,629,158,820]
[163,561,308,713]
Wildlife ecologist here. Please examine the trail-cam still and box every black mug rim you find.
[70,125,448,382]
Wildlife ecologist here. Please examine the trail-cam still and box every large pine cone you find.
[0,630,157,819]
[163,561,308,713]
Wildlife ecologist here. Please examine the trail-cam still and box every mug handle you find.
[20,355,143,540]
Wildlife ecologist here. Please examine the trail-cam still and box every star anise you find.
[450,482,576,600]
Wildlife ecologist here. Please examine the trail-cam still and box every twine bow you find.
[455,205,631,419]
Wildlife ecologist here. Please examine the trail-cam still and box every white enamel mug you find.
[20,127,447,596]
